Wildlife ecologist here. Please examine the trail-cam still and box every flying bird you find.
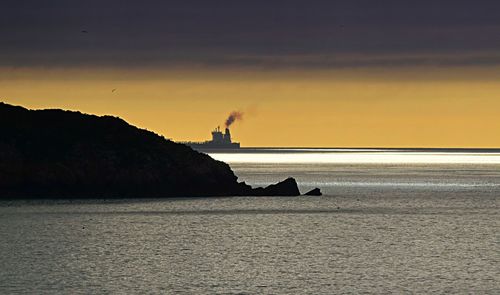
[81,30,88,33]
[111,89,116,93]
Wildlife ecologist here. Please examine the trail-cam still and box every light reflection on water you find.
[209,149,500,194]
[210,150,500,164]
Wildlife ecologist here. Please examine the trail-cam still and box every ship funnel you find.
[224,128,231,143]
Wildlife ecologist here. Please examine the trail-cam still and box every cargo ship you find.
[181,126,240,150]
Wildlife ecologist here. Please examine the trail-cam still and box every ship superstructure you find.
[182,126,240,150]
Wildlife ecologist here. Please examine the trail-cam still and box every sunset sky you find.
[2,1,500,147]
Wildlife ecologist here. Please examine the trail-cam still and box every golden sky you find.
[2,66,500,148]
[3,1,500,147]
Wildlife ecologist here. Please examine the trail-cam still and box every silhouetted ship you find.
[182,127,240,150]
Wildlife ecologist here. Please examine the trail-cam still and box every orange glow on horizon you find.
[1,67,500,148]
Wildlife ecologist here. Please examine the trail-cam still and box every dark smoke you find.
[225,111,243,128]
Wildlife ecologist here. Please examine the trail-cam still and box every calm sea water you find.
[1,149,499,294]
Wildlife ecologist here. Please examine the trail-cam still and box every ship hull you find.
[185,142,240,151]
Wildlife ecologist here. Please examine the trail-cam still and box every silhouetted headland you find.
[304,188,322,196]
[0,102,300,198]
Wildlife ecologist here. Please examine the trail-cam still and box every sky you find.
[1,0,500,147]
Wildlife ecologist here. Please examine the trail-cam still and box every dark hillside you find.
[0,102,256,198]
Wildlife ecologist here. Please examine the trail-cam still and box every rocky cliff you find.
[0,103,300,198]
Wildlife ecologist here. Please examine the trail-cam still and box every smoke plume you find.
[225,111,243,128]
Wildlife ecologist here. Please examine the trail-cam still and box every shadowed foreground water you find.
[1,152,499,294]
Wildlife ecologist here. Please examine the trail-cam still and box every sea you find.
[0,149,499,294]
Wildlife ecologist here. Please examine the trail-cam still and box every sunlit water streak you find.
[209,149,500,194]
[210,150,500,164]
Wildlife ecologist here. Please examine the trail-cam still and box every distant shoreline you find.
[194,147,500,154]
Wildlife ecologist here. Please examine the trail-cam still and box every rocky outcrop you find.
[250,177,301,196]
[304,188,322,196]
[0,102,300,198]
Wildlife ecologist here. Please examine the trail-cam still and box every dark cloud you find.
[2,0,500,69]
